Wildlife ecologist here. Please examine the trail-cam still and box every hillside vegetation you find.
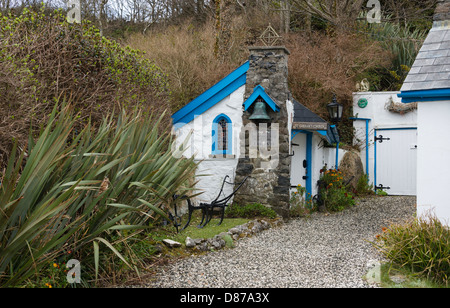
[0,6,169,168]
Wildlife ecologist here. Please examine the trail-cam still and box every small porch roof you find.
[291,100,339,144]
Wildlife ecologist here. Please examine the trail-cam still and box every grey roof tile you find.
[416,49,449,59]
[409,81,436,91]
[444,29,450,41]
[425,72,450,81]
[411,58,436,67]
[292,100,326,123]
[409,66,422,74]
[404,73,428,83]
[433,56,450,65]
[419,65,444,73]
[424,29,447,44]
[419,42,443,51]
[432,79,450,88]
[401,20,450,93]
[400,82,413,91]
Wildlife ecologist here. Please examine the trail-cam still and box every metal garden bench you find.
[171,175,248,232]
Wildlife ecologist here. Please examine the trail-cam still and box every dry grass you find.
[286,30,393,120]
[127,17,251,112]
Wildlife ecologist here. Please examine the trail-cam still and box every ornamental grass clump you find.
[372,214,450,286]
[0,104,197,287]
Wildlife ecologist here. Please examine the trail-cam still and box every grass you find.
[379,263,450,288]
[143,211,250,248]
[172,218,250,244]
[158,211,250,245]
[158,203,279,245]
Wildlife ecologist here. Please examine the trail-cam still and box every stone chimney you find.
[233,46,292,219]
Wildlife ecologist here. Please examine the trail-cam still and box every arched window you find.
[212,114,232,155]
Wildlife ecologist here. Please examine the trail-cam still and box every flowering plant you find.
[290,184,315,217]
[318,167,355,212]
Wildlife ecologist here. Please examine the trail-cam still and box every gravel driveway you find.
[147,196,416,288]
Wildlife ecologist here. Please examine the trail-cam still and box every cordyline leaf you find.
[95,156,127,177]
[93,237,132,272]
[108,225,151,231]
[137,198,169,221]
[108,203,155,221]
[93,241,99,282]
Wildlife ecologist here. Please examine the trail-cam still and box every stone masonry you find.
[233,46,292,218]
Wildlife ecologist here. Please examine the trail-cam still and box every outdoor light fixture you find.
[327,94,343,171]
[327,94,343,123]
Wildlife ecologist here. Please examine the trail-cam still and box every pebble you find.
[139,196,416,288]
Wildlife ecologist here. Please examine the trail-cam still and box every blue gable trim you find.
[243,85,280,112]
[398,88,450,103]
[172,61,250,128]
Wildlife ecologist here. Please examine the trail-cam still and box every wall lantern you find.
[327,94,343,123]
[249,98,271,121]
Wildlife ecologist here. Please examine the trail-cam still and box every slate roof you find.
[292,100,327,123]
[400,9,450,92]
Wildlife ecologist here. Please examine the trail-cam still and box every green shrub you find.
[0,6,169,169]
[372,215,450,286]
[355,174,374,196]
[376,189,388,196]
[225,203,278,219]
[318,167,355,212]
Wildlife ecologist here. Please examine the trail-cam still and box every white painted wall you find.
[417,101,450,226]
[290,132,345,198]
[173,85,245,204]
[352,92,417,191]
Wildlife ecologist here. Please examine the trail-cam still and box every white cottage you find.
[172,46,340,217]
[397,0,450,225]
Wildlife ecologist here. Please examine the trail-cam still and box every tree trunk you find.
[214,0,221,58]
[281,0,290,33]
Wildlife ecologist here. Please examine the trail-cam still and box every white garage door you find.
[375,128,417,195]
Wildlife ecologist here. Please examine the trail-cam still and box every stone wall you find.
[233,46,292,219]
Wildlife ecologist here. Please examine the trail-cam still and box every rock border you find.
[184,218,283,252]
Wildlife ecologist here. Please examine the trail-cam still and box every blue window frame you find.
[212,114,232,155]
